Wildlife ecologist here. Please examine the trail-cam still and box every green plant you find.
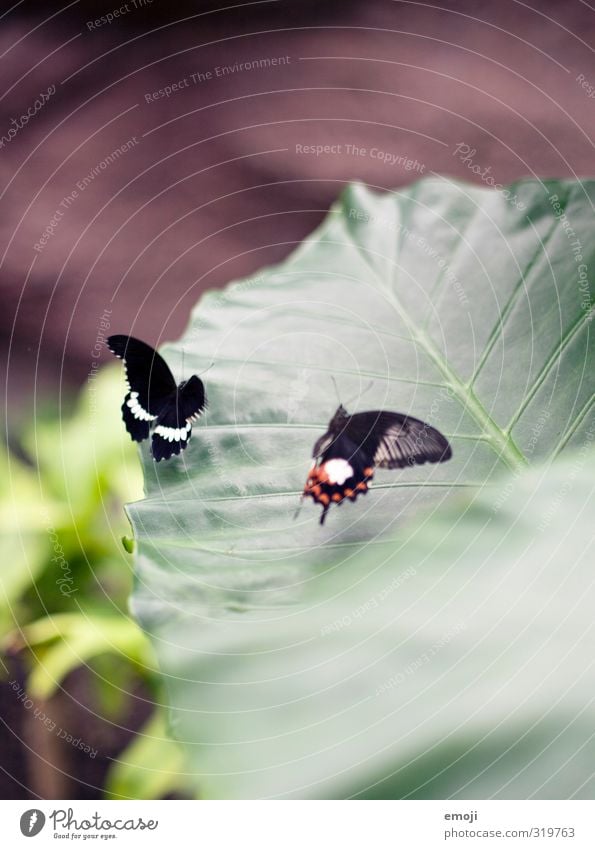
[2,366,193,798]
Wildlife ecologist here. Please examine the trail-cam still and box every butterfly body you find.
[107,335,206,461]
[303,404,452,524]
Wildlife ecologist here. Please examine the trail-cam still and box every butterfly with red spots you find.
[302,404,452,524]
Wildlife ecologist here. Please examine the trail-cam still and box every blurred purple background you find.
[2,0,594,800]
[2,0,594,423]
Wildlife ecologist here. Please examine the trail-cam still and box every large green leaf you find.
[127,179,594,798]
[147,446,595,799]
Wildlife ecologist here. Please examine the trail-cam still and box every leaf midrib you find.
[342,209,529,472]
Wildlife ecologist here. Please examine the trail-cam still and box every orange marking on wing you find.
[318,493,330,506]
[331,493,342,503]
[307,465,329,486]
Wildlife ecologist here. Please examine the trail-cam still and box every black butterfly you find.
[302,405,452,524]
[107,335,207,462]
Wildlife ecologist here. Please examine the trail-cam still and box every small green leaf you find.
[0,444,51,631]
[104,710,194,800]
[21,612,157,700]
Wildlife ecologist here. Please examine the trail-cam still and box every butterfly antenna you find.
[331,376,341,404]
[198,361,215,377]
[293,494,304,521]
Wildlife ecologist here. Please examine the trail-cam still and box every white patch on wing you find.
[155,424,191,444]
[126,392,156,422]
[323,458,354,485]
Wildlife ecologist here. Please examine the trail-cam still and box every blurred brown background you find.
[2,0,594,423]
[1,0,594,799]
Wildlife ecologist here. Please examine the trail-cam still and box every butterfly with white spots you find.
[302,404,452,524]
[107,335,207,462]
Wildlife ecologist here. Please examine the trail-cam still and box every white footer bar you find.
[1,800,594,848]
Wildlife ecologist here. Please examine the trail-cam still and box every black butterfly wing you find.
[345,411,452,469]
[180,375,207,420]
[151,375,207,462]
[107,335,177,409]
[107,335,177,443]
